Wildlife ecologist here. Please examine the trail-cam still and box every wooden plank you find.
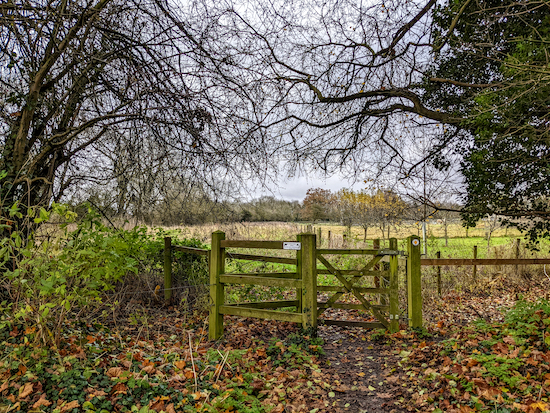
[298,233,317,330]
[317,286,390,294]
[389,238,399,333]
[421,258,550,266]
[318,302,389,311]
[220,240,292,249]
[226,300,299,309]
[317,255,389,329]
[317,249,400,256]
[224,272,299,279]
[172,245,209,256]
[219,305,303,323]
[209,231,225,340]
[317,249,379,255]
[316,269,388,276]
[220,274,302,289]
[164,237,173,304]
[318,319,385,329]
[407,236,422,328]
[226,253,297,265]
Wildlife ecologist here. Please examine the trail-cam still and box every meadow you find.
[157,220,550,318]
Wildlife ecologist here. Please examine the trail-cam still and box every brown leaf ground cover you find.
[2,277,550,413]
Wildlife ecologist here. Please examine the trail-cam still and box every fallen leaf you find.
[142,365,156,374]
[530,401,549,411]
[60,400,80,413]
[18,382,33,399]
[106,367,123,378]
[174,360,186,370]
[32,394,52,408]
[111,382,128,395]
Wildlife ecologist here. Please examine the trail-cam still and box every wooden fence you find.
[421,252,550,295]
[163,233,425,340]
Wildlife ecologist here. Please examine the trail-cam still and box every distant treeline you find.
[77,186,460,229]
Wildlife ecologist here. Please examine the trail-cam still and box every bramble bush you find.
[0,203,208,347]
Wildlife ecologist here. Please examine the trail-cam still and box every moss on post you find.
[389,238,399,332]
[407,235,422,328]
[164,237,172,305]
[298,233,317,331]
[209,231,225,340]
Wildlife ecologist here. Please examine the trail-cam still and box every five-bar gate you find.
[208,231,421,340]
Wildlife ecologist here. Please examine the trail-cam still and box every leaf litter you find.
[2,278,550,412]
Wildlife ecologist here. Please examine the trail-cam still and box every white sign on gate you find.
[283,242,301,250]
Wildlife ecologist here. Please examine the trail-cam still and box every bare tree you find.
[0,0,275,234]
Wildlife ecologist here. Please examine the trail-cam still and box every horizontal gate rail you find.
[317,302,389,311]
[219,305,304,323]
[221,240,295,249]
[317,269,388,276]
[226,253,297,265]
[317,285,391,294]
[221,272,299,279]
[317,248,379,255]
[219,274,302,289]
[225,300,299,309]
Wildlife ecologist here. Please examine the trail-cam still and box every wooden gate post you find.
[209,231,226,340]
[164,237,173,304]
[389,238,399,332]
[373,239,381,303]
[407,236,422,328]
[298,233,317,331]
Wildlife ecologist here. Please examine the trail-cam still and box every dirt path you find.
[318,325,408,413]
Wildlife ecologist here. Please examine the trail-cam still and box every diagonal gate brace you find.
[317,255,389,329]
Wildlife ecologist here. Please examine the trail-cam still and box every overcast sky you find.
[251,173,366,201]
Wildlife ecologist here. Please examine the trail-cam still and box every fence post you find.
[298,233,317,331]
[164,237,173,305]
[436,251,441,296]
[373,238,380,302]
[328,230,332,248]
[209,231,225,340]
[407,235,422,328]
[515,238,520,276]
[317,227,322,246]
[473,245,478,282]
[389,238,399,332]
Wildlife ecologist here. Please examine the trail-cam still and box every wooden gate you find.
[208,232,422,340]
[316,238,400,332]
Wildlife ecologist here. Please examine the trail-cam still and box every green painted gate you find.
[208,232,421,340]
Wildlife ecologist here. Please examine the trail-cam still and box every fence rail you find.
[422,258,550,266]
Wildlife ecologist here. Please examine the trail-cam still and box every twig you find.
[188,333,198,392]
[215,351,230,384]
